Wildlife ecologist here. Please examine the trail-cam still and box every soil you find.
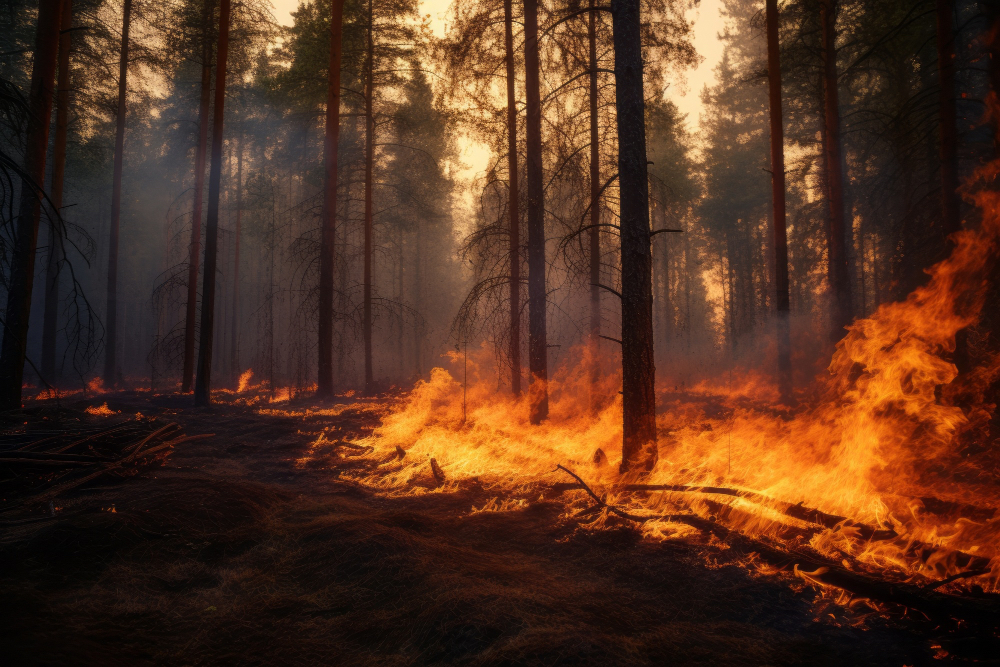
[0,392,963,665]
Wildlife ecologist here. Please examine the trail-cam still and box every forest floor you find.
[0,392,970,666]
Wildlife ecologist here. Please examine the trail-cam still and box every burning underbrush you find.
[300,164,1000,619]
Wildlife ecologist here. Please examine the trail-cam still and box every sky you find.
[267,0,726,184]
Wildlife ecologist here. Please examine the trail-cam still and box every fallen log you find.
[555,465,1000,628]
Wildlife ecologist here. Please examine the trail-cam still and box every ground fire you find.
[4,0,1000,663]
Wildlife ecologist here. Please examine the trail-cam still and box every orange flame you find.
[336,160,1000,592]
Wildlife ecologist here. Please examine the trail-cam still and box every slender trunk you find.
[183,0,214,392]
[986,1,1000,151]
[819,0,852,342]
[588,0,602,408]
[318,0,345,396]
[230,127,243,383]
[414,217,424,376]
[41,0,73,383]
[363,0,375,394]
[523,0,548,423]
[103,0,132,387]
[612,0,656,473]
[193,0,231,406]
[504,0,522,396]
[0,0,62,408]
[765,0,792,401]
[936,0,960,238]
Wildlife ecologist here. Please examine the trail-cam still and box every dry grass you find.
[0,394,949,665]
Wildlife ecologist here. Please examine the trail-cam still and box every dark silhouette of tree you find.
[194,0,232,406]
[0,0,62,409]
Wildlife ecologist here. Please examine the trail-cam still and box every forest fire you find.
[342,159,1000,600]
[6,0,1000,661]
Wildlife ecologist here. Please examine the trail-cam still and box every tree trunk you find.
[103,0,132,387]
[193,0,231,406]
[765,0,792,401]
[504,0,521,397]
[523,0,548,423]
[588,0,601,409]
[41,0,73,384]
[986,1,1000,151]
[183,0,214,392]
[363,0,375,395]
[819,0,852,342]
[230,126,243,384]
[0,0,62,409]
[936,0,960,238]
[317,0,345,397]
[612,0,656,473]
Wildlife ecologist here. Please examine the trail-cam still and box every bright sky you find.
[268,0,726,180]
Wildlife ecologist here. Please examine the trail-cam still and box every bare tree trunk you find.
[0,0,62,409]
[193,0,231,406]
[612,0,656,473]
[183,0,213,392]
[985,2,1000,151]
[936,0,960,238]
[318,0,345,396]
[230,126,243,383]
[588,0,601,408]
[103,0,132,387]
[819,0,852,342]
[766,0,792,401]
[363,0,375,395]
[504,0,521,396]
[523,0,548,423]
[41,0,73,383]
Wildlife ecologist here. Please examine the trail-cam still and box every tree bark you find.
[41,0,73,383]
[103,0,132,387]
[588,0,601,408]
[363,0,375,395]
[0,0,62,409]
[193,0,231,406]
[504,0,522,397]
[936,0,960,238]
[183,0,214,392]
[612,0,656,473]
[317,0,345,397]
[523,0,548,423]
[986,1,1000,151]
[765,0,792,401]
[230,126,243,384]
[819,0,852,343]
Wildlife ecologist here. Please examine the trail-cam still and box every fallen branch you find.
[554,465,1000,627]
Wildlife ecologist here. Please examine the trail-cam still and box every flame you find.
[85,402,118,417]
[332,160,1000,593]
[237,369,253,393]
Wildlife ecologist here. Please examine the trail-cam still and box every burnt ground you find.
[0,393,962,666]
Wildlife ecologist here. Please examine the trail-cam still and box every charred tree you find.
[765,0,792,401]
[504,0,522,397]
[524,0,548,423]
[0,0,62,409]
[317,0,346,397]
[193,0,231,406]
[103,0,132,387]
[363,0,375,395]
[819,0,852,343]
[936,0,960,239]
[588,0,601,404]
[41,0,73,383]
[183,0,215,392]
[612,0,656,473]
